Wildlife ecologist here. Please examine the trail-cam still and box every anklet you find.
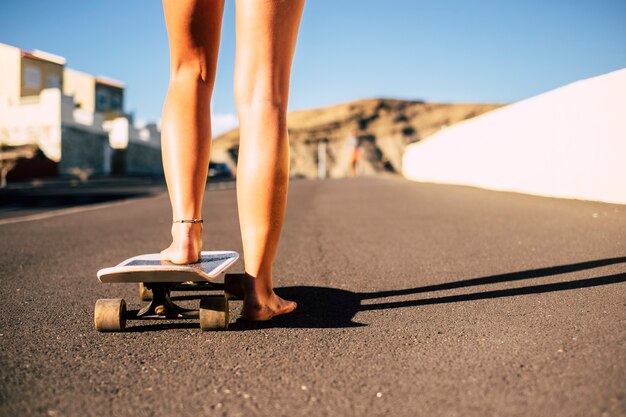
[173,219,204,224]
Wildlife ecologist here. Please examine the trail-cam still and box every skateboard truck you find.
[137,283,197,319]
[134,275,244,318]
[138,273,245,302]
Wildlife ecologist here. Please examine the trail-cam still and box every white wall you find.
[103,117,161,150]
[402,69,626,205]
[0,43,21,105]
[0,88,62,161]
[0,88,109,163]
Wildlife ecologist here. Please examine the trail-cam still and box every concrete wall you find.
[59,125,108,176]
[402,69,626,205]
[125,141,163,176]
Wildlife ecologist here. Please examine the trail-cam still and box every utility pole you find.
[317,138,327,179]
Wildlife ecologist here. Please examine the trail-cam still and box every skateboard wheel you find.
[224,273,245,300]
[139,283,153,301]
[94,298,127,332]
[199,295,229,331]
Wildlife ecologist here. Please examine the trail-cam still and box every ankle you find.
[171,222,202,238]
[243,272,274,299]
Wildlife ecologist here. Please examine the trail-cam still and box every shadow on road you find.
[1,189,154,210]
[0,177,233,217]
[131,257,626,332]
[233,256,626,330]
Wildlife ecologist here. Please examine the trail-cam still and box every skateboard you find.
[94,251,245,332]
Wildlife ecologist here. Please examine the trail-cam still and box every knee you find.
[169,55,215,87]
[234,78,288,116]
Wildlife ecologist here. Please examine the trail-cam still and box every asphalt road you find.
[1,177,625,417]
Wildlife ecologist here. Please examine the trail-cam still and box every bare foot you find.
[160,222,203,264]
[241,273,297,321]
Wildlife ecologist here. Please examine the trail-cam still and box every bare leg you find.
[234,0,305,320]
[160,0,224,264]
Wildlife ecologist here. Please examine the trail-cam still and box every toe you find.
[283,301,297,315]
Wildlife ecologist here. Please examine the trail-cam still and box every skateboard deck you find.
[97,251,239,283]
[94,251,245,333]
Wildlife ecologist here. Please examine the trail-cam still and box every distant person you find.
[159,0,305,321]
[345,129,360,177]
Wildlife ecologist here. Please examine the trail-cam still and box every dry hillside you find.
[211,98,502,178]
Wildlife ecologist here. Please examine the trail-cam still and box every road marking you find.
[0,194,165,226]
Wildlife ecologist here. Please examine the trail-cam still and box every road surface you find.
[1,177,625,417]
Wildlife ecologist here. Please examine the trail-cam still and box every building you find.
[0,43,65,104]
[0,42,162,182]
[64,68,125,118]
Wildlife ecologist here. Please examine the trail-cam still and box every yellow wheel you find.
[94,298,127,332]
[199,295,228,331]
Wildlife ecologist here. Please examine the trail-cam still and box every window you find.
[110,94,122,111]
[47,73,61,89]
[24,65,41,89]
[96,90,110,110]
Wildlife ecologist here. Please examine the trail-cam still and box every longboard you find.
[94,251,245,332]
[98,251,239,283]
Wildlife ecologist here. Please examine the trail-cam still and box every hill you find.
[211,98,502,178]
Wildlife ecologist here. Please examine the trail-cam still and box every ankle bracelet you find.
[173,219,204,224]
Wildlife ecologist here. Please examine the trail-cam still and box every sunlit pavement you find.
[1,177,624,417]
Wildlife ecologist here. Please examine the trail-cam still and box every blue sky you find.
[1,0,625,134]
